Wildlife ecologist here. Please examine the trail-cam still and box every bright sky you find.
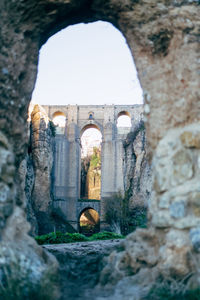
[81,128,102,157]
[32,21,143,106]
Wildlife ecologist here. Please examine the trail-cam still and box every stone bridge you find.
[43,104,143,229]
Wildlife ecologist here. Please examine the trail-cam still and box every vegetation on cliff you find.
[104,192,147,235]
[90,147,101,169]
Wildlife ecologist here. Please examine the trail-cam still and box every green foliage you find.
[49,120,56,137]
[89,231,124,241]
[104,192,147,236]
[90,147,101,169]
[35,232,88,245]
[129,207,147,232]
[35,231,124,245]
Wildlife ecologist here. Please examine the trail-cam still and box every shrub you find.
[104,192,147,236]
[90,147,101,169]
[49,120,56,137]
[35,232,88,245]
[35,231,124,245]
[89,231,124,241]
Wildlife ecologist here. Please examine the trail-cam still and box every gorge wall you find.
[24,104,55,235]
[123,121,152,231]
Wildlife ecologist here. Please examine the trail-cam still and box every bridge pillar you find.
[101,121,125,228]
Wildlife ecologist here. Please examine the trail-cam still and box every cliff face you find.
[30,105,54,235]
[20,104,55,236]
[81,147,101,200]
[123,122,152,228]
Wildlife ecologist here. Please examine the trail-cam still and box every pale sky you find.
[32,21,143,106]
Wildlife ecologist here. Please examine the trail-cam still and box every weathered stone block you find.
[159,230,191,276]
[152,210,173,228]
[181,131,200,149]
[170,201,186,219]
[171,150,193,186]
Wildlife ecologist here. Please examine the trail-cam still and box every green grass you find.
[35,231,124,245]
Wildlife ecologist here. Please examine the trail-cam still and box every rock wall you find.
[0,126,59,297]
[123,121,152,230]
[19,104,55,236]
[30,104,55,235]
[123,121,152,207]
[26,103,76,235]
[0,0,199,298]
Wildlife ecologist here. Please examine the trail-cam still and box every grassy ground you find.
[35,231,124,245]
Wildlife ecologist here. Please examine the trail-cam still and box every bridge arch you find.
[117,110,131,118]
[52,111,66,134]
[52,111,66,125]
[80,124,102,200]
[78,207,100,235]
[80,122,103,137]
[117,111,132,128]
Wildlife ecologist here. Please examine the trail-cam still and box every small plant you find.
[49,120,56,137]
[104,192,147,235]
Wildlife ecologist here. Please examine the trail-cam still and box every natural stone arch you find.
[0,1,199,298]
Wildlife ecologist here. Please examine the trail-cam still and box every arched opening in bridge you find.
[80,125,102,200]
[117,111,132,128]
[117,111,132,135]
[52,111,66,134]
[79,208,100,235]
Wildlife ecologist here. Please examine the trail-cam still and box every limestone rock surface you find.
[123,121,152,208]
[30,104,54,234]
[44,239,122,300]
